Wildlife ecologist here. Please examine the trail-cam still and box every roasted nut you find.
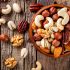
[65,23,70,30]
[29,3,43,12]
[52,14,59,21]
[10,34,24,47]
[4,57,17,68]
[0,34,9,42]
[49,7,57,14]
[42,10,50,17]
[54,32,62,40]
[13,3,21,13]
[52,39,60,46]
[67,10,70,17]
[33,33,41,41]
[43,20,48,27]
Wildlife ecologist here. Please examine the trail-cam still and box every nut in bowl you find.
[29,4,70,58]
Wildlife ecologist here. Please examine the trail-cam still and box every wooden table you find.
[1,0,70,70]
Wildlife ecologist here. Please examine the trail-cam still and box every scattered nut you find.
[18,19,29,33]
[29,3,43,12]
[52,39,60,47]
[13,3,21,13]
[21,48,28,58]
[0,18,6,25]
[49,7,57,14]
[4,57,17,68]
[0,34,9,42]
[10,34,24,47]
[31,61,42,70]
[42,10,50,17]
[1,4,11,14]
[7,21,16,30]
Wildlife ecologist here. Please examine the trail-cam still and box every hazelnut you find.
[0,34,9,42]
[67,10,70,17]
[54,32,62,40]
[52,39,60,46]
[49,7,57,14]
[42,10,50,17]
[4,57,17,68]
[33,33,41,41]
[43,20,48,27]
[52,14,59,21]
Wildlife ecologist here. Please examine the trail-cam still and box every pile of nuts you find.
[32,7,70,58]
[4,57,17,68]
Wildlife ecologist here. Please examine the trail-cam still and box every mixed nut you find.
[1,1,70,69]
[32,7,70,58]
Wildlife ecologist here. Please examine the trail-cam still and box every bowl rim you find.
[29,4,70,58]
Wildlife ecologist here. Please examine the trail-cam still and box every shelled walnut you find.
[10,34,24,47]
[4,57,17,69]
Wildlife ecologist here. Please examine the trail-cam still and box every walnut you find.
[10,34,24,47]
[4,57,17,69]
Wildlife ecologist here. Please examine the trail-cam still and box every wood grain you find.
[1,0,70,70]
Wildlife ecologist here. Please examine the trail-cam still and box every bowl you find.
[29,4,70,58]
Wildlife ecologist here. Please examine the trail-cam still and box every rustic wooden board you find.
[1,0,70,70]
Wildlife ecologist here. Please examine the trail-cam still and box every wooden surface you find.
[1,0,70,70]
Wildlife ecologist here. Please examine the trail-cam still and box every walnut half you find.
[10,34,24,47]
[4,57,17,69]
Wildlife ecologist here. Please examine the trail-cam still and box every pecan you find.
[29,3,43,12]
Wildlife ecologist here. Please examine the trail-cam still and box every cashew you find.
[56,18,64,31]
[21,48,28,58]
[58,7,69,25]
[7,21,16,30]
[32,61,42,70]
[41,38,51,49]
[44,17,54,29]
[13,3,21,13]
[0,18,6,25]
[2,4,11,15]
[35,15,44,27]
[51,26,58,32]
